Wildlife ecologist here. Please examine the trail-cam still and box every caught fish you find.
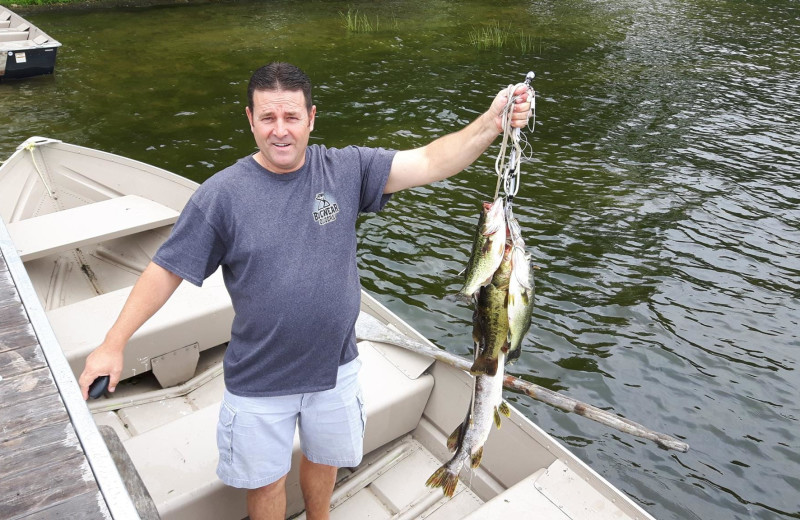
[459,198,507,299]
[506,244,534,363]
[426,352,511,497]
[469,245,512,376]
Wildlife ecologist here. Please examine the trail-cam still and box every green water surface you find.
[2,2,798,519]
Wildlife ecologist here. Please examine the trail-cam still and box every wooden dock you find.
[0,218,140,519]
[0,247,111,519]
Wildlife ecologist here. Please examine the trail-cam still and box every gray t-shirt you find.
[152,145,395,396]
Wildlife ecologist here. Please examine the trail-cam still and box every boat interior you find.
[0,9,57,51]
[1,139,652,520]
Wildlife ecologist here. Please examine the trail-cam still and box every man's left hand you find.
[489,84,534,133]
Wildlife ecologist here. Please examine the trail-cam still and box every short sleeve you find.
[152,198,226,286]
[358,147,396,214]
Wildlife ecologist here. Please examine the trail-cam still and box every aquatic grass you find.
[469,21,510,50]
[469,22,543,54]
[340,8,379,33]
[517,31,543,54]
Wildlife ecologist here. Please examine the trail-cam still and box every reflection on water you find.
[2,1,798,519]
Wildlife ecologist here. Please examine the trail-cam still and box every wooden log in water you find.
[355,312,690,453]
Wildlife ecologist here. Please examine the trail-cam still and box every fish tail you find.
[470,355,498,376]
[499,401,511,417]
[426,466,460,497]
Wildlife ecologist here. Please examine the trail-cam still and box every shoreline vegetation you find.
[0,0,220,11]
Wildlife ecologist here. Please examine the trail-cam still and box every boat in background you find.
[0,6,61,80]
[0,137,657,520]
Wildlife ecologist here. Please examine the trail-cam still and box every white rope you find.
[493,76,535,202]
[24,141,56,199]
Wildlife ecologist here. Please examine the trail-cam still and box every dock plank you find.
[0,453,106,519]
[0,320,37,354]
[17,490,108,520]
[0,366,57,408]
[0,392,70,443]
[0,296,30,331]
[0,421,83,481]
[0,280,31,333]
[0,343,48,380]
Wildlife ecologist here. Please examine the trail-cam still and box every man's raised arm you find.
[384,84,533,194]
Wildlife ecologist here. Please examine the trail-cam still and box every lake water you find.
[1,1,798,519]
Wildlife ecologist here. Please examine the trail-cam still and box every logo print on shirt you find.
[313,192,340,225]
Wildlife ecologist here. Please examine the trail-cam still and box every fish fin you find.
[470,356,498,376]
[482,221,503,237]
[446,424,463,452]
[471,320,482,346]
[470,447,484,468]
[426,466,459,497]
[494,408,502,428]
[499,401,511,417]
[450,291,473,304]
[501,332,511,353]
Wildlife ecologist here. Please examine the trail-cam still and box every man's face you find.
[246,88,316,174]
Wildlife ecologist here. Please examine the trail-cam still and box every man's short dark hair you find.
[248,62,313,113]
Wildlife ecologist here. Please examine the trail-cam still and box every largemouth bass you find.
[459,198,507,299]
[506,244,534,363]
[470,244,513,376]
[426,352,511,497]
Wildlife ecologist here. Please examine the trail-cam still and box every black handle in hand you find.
[88,375,110,399]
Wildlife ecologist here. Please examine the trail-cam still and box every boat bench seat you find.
[464,459,633,520]
[6,195,180,262]
[0,22,28,31]
[48,268,234,382]
[113,336,435,520]
[0,39,36,51]
[0,31,29,42]
[0,20,10,28]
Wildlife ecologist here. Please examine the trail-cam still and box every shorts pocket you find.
[356,390,367,439]
[217,401,236,464]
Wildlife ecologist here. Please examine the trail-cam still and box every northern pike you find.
[470,244,512,376]
[459,198,507,299]
[426,351,511,497]
[506,244,534,363]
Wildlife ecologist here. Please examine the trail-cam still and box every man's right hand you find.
[78,341,124,400]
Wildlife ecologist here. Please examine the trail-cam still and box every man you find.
[79,62,532,520]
